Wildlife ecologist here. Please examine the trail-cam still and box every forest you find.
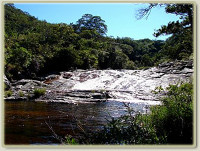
[4,4,193,80]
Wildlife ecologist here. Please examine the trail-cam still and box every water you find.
[5,100,151,145]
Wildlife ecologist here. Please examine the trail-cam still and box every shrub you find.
[88,114,161,144]
[18,90,24,97]
[83,104,162,144]
[150,82,193,144]
[64,135,78,145]
[4,90,13,97]
[33,88,46,98]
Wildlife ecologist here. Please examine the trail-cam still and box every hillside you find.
[4,4,193,80]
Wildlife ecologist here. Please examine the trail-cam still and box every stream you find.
[5,100,151,144]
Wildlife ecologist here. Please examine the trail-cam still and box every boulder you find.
[60,72,73,79]
[4,75,11,90]
[157,60,193,74]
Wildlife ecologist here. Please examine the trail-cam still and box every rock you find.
[13,79,46,86]
[45,74,60,80]
[60,72,73,79]
[44,74,60,84]
[38,90,110,103]
[4,96,28,101]
[157,60,193,74]
[5,60,193,103]
[4,75,11,90]
[4,96,16,101]
[4,78,48,101]
[12,79,47,94]
[91,93,107,99]
[182,68,193,74]
[158,62,174,68]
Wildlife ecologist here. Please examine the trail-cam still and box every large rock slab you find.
[4,60,193,104]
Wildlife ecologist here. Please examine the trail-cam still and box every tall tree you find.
[73,14,107,36]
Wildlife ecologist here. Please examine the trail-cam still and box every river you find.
[5,100,151,145]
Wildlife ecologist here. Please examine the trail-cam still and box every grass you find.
[33,88,46,98]
[18,91,24,97]
[4,90,13,97]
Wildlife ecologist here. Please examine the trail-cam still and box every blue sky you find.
[14,3,180,40]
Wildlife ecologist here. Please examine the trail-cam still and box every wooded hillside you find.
[4,4,193,80]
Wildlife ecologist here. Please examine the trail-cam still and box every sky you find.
[14,3,181,41]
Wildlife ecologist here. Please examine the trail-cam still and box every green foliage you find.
[137,4,193,61]
[33,88,46,98]
[150,82,193,144]
[154,4,193,61]
[150,82,193,143]
[153,4,193,37]
[4,4,193,80]
[18,90,24,97]
[151,86,164,94]
[4,4,165,79]
[74,14,107,35]
[4,90,13,97]
[5,47,32,72]
[161,28,192,60]
[64,135,78,145]
[88,114,161,144]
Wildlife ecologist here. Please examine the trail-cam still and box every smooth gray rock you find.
[5,60,193,104]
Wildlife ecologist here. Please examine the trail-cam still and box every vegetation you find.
[18,90,24,97]
[4,3,193,81]
[138,4,193,60]
[72,14,107,36]
[86,110,162,144]
[33,88,46,98]
[149,82,193,144]
[4,90,13,97]
[64,135,78,145]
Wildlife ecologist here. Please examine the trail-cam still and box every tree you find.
[137,3,193,60]
[154,4,193,37]
[137,3,193,37]
[74,14,107,36]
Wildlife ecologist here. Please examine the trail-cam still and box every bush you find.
[150,82,193,144]
[33,88,46,98]
[18,90,24,97]
[82,82,193,144]
[4,90,13,97]
[88,114,161,144]
[81,103,162,144]
[64,135,78,145]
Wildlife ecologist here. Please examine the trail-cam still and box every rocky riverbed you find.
[4,60,193,105]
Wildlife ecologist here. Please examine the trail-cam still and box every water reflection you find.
[5,100,150,145]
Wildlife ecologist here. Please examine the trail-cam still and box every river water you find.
[5,100,152,145]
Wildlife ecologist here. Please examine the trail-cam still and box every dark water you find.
[5,100,148,145]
